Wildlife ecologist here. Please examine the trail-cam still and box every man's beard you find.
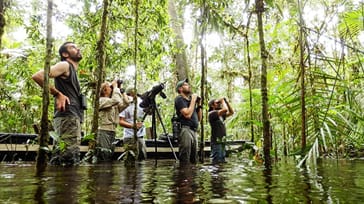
[69,52,83,62]
[182,89,191,95]
[70,55,82,62]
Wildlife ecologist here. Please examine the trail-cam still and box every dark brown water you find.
[1,158,364,203]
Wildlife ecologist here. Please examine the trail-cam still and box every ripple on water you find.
[1,158,364,203]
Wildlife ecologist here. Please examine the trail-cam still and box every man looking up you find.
[174,78,202,164]
[32,42,83,166]
[208,97,234,164]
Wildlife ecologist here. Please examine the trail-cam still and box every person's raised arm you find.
[179,94,198,119]
[32,61,70,111]
[224,98,234,117]
[215,98,227,116]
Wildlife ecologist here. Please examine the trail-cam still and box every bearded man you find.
[174,78,202,164]
[32,42,84,166]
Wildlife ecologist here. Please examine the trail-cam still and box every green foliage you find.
[338,9,363,38]
[120,143,137,166]
[49,131,65,152]
[82,132,95,143]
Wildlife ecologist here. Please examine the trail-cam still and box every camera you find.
[110,79,124,93]
[139,83,166,108]
[109,79,123,88]
[196,96,201,103]
[79,94,87,110]
[190,95,201,103]
[117,79,123,88]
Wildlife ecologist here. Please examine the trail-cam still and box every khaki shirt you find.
[98,88,130,131]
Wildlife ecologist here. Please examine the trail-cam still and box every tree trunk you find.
[283,124,287,156]
[245,13,254,142]
[125,0,140,164]
[298,0,307,152]
[36,0,53,172]
[0,0,5,49]
[91,0,109,139]
[167,0,188,80]
[133,0,139,141]
[198,0,208,163]
[255,0,271,168]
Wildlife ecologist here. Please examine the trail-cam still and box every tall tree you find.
[255,0,271,167]
[198,0,207,162]
[245,13,255,142]
[0,0,6,49]
[36,0,53,171]
[91,0,110,138]
[133,0,139,153]
[126,0,140,164]
[297,0,306,152]
[81,0,110,163]
[168,0,188,80]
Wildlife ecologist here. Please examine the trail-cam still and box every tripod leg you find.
[152,108,157,161]
[154,106,178,161]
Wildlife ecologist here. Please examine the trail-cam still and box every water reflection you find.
[48,166,83,203]
[34,176,46,204]
[210,164,227,198]
[173,163,198,203]
[263,167,272,204]
[1,159,364,203]
[86,163,116,203]
[314,159,364,203]
[119,163,144,203]
[300,164,315,203]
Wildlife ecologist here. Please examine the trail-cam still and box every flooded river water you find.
[1,158,364,203]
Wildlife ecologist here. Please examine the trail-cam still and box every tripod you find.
[142,97,178,161]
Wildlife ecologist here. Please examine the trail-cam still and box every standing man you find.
[32,42,83,166]
[208,97,234,164]
[174,78,202,164]
[119,87,147,160]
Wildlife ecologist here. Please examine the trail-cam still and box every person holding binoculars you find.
[208,97,234,164]
[96,79,130,162]
[174,78,202,164]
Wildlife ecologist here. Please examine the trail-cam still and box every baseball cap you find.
[175,78,188,93]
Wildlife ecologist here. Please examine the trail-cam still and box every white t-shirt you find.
[119,98,146,139]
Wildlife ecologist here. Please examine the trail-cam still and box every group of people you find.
[32,42,234,166]
[84,80,147,163]
[174,78,234,164]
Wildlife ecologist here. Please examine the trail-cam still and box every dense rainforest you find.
[0,0,364,167]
